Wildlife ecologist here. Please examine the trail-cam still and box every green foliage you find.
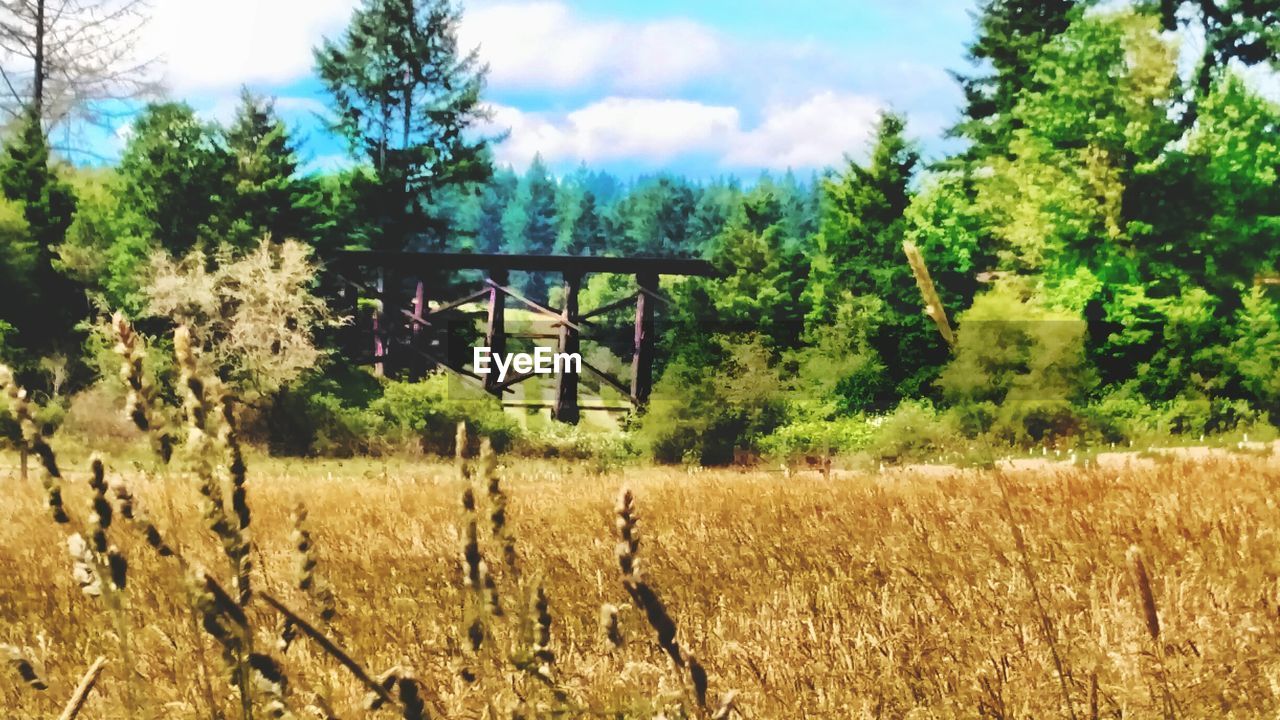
[951,0,1082,157]
[221,88,313,248]
[370,375,518,452]
[1230,286,1280,415]
[266,370,517,457]
[636,335,789,465]
[0,109,81,366]
[758,416,876,460]
[807,112,961,401]
[315,0,493,249]
[865,400,959,464]
[118,102,231,254]
[939,280,1094,445]
[57,169,152,314]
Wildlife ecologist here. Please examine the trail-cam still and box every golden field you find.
[4,446,1280,719]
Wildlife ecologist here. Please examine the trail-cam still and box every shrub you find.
[371,375,518,454]
[636,334,789,466]
[938,279,1094,446]
[265,368,518,457]
[758,416,876,460]
[866,400,958,463]
[515,423,638,472]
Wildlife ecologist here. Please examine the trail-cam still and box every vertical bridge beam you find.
[553,270,582,424]
[631,272,657,407]
[484,268,508,395]
[373,266,386,377]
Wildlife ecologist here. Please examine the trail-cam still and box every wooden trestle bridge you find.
[330,251,719,424]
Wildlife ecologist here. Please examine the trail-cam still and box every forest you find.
[1,0,1279,466]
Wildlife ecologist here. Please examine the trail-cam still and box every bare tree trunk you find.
[19,446,28,481]
[32,0,43,118]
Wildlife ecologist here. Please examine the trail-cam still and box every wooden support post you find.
[373,266,385,377]
[408,278,426,379]
[411,280,425,338]
[631,272,658,407]
[384,267,401,376]
[484,268,508,395]
[553,271,582,424]
[335,266,360,361]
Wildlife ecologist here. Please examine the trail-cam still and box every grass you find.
[4,440,1280,717]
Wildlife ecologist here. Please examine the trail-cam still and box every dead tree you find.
[0,0,159,147]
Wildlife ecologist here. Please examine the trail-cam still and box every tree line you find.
[1,0,1279,463]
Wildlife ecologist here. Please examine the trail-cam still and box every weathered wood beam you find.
[579,291,641,321]
[335,250,720,277]
[631,272,658,406]
[484,269,507,395]
[553,271,582,424]
[485,278,584,332]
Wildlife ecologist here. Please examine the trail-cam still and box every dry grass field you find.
[5,438,1280,719]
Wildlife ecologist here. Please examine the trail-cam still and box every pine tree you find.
[523,156,558,255]
[804,112,953,401]
[561,189,603,255]
[0,108,79,359]
[950,0,1081,158]
[475,167,517,253]
[118,102,231,253]
[222,88,308,249]
[315,0,493,250]
[806,112,919,325]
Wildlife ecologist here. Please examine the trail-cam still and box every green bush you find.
[264,368,518,458]
[866,400,959,463]
[758,416,876,460]
[371,375,518,454]
[938,280,1094,446]
[636,334,789,466]
[516,423,638,472]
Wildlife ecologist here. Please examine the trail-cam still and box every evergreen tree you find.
[475,166,517,253]
[951,0,1081,158]
[803,112,954,401]
[560,189,604,255]
[222,88,309,249]
[517,155,558,255]
[118,102,230,254]
[315,0,493,250]
[0,108,79,359]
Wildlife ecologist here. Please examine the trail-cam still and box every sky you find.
[90,0,982,178]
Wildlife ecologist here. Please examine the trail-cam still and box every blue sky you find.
[88,0,981,178]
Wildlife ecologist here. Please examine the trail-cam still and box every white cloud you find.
[145,0,356,92]
[490,90,886,172]
[1240,62,1280,105]
[459,2,723,92]
[490,97,739,166]
[725,91,884,169]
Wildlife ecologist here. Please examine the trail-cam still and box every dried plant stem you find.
[258,592,396,709]
[57,656,107,720]
[1128,546,1177,719]
[613,486,718,713]
[995,474,1077,720]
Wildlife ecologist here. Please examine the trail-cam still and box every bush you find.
[758,416,876,460]
[866,400,958,463]
[636,334,789,466]
[938,280,1094,447]
[371,375,518,454]
[516,423,638,472]
[264,367,518,457]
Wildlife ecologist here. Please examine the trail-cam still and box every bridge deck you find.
[333,250,720,277]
